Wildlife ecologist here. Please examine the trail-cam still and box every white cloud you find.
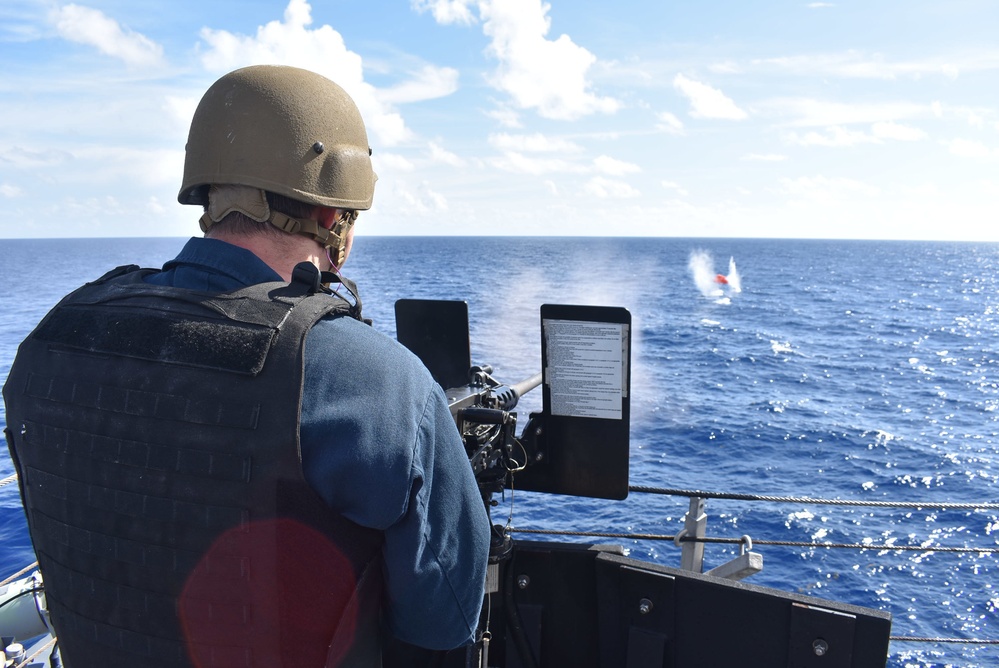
[49,4,164,68]
[965,111,985,129]
[488,133,582,152]
[376,65,460,105]
[374,153,416,172]
[708,61,742,74]
[871,121,926,141]
[662,181,688,196]
[944,138,995,158]
[490,151,586,175]
[165,95,201,130]
[593,155,640,176]
[390,180,450,214]
[428,141,465,166]
[485,107,523,128]
[197,0,412,146]
[0,146,68,169]
[752,51,971,80]
[656,111,685,135]
[198,0,354,74]
[673,74,747,120]
[487,137,637,178]
[787,121,926,147]
[0,183,23,198]
[768,98,927,127]
[584,176,640,199]
[411,0,477,25]
[479,0,619,120]
[62,195,127,217]
[786,126,875,147]
[147,196,166,215]
[416,0,619,121]
[424,188,449,211]
[69,146,183,188]
[777,175,880,203]
[0,5,44,44]
[742,154,788,161]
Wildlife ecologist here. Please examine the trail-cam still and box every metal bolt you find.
[638,598,653,615]
[812,639,829,657]
[517,575,530,589]
[5,643,24,662]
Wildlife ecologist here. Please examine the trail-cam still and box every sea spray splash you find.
[688,249,741,300]
[726,256,742,293]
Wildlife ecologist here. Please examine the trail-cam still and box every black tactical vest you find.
[3,264,384,667]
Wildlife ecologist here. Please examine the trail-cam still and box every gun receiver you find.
[396,299,631,501]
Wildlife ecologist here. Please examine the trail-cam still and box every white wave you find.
[770,339,793,354]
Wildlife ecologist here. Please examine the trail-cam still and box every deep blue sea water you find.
[1,236,997,667]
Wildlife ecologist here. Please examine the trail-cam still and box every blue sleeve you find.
[300,316,490,649]
[380,382,490,648]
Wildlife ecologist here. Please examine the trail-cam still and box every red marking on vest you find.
[179,519,357,667]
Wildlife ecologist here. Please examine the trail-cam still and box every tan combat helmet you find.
[178,64,376,266]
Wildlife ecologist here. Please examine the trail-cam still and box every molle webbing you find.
[3,266,383,667]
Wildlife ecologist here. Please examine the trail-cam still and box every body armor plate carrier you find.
[3,264,384,668]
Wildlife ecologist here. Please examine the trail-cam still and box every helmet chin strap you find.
[267,209,355,268]
[321,209,357,269]
[200,185,356,266]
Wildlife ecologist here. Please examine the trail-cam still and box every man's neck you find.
[207,230,324,281]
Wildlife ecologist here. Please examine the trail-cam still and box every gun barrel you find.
[510,372,543,398]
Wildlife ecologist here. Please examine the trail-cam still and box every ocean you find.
[1,236,997,667]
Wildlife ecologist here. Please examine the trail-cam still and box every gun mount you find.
[396,299,632,505]
[394,298,891,668]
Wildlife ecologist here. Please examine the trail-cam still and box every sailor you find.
[2,65,490,667]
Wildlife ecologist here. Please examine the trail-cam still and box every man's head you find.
[178,65,376,267]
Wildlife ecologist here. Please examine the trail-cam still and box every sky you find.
[1,0,998,240]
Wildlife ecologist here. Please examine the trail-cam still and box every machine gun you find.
[396,299,632,505]
[394,299,891,668]
[447,364,540,498]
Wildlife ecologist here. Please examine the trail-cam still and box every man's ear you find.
[316,207,341,231]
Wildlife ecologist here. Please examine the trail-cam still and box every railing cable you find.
[629,485,999,510]
[509,527,997,554]
[889,636,999,645]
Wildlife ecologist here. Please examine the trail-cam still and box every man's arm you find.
[300,317,490,649]
[380,384,490,648]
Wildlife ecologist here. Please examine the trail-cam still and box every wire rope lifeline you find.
[889,636,999,645]
[628,485,999,510]
[508,527,998,554]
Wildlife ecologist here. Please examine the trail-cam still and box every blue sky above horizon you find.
[1,0,997,240]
